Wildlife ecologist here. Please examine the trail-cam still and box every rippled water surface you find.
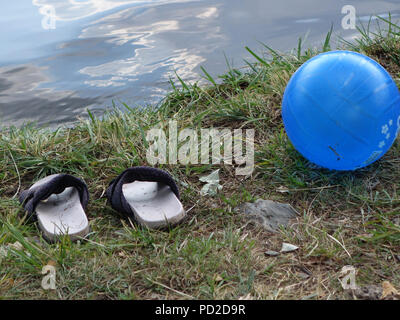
[1,0,400,126]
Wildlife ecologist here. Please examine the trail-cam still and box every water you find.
[1,0,399,127]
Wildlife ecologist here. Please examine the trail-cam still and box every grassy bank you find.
[1,17,399,300]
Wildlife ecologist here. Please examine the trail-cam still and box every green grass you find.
[0,16,400,300]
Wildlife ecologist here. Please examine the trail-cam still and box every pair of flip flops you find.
[19,167,186,242]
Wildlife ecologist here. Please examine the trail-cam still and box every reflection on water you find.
[1,0,400,127]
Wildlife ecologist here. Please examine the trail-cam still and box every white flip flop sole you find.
[122,181,186,229]
[30,175,89,241]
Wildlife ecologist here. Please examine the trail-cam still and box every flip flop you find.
[106,166,186,229]
[19,174,90,242]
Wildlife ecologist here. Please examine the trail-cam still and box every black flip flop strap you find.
[106,166,180,218]
[19,174,89,216]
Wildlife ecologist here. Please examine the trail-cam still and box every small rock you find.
[281,243,299,253]
[265,250,280,257]
[9,241,23,251]
[0,246,7,258]
[237,199,299,232]
[298,272,311,280]
[353,285,382,300]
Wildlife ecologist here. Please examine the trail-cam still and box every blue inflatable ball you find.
[282,50,400,170]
